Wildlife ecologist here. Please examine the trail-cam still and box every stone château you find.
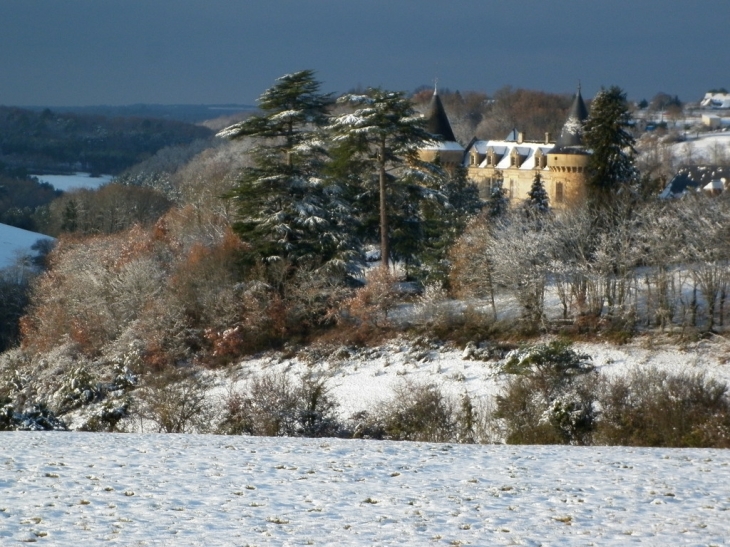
[419,86,590,208]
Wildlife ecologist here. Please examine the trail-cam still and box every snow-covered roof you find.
[420,140,465,152]
[660,165,730,198]
[701,93,730,109]
[465,139,553,170]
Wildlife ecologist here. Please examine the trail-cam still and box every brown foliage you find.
[333,268,400,344]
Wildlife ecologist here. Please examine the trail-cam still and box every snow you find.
[466,140,552,170]
[199,334,730,428]
[420,141,465,152]
[32,172,113,192]
[1,432,728,545]
[0,223,54,270]
[671,133,730,163]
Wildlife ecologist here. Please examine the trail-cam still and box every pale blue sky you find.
[0,0,727,106]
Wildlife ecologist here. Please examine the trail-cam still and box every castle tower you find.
[547,85,591,206]
[418,85,465,170]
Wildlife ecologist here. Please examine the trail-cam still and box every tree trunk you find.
[379,137,389,269]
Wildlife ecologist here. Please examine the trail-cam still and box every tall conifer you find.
[218,71,354,276]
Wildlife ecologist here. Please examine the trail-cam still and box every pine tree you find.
[487,170,508,218]
[583,86,638,202]
[525,172,549,215]
[218,71,355,277]
[329,88,436,269]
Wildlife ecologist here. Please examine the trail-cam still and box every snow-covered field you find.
[670,131,730,164]
[1,432,728,546]
[0,223,54,270]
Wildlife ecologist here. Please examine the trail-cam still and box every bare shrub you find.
[217,372,339,437]
[136,368,213,433]
[332,268,400,344]
[369,380,456,442]
[595,368,730,448]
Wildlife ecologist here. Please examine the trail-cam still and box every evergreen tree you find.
[487,170,508,218]
[583,86,638,202]
[329,88,436,269]
[417,165,483,282]
[525,172,549,215]
[218,71,355,277]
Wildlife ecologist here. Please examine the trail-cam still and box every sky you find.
[0,0,728,107]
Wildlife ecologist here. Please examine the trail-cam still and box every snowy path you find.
[1,432,728,545]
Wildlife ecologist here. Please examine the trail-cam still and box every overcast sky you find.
[0,0,727,107]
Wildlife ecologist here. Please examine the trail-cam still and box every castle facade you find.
[419,87,590,208]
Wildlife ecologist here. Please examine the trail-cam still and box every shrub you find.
[339,267,399,332]
[496,341,597,445]
[136,368,213,433]
[217,372,340,437]
[595,368,730,448]
[0,402,67,431]
[369,380,456,443]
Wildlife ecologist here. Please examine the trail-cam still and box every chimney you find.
[545,132,551,144]
[517,132,524,144]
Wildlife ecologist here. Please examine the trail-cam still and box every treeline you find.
[0,169,61,230]
[449,194,730,337]
[0,106,213,174]
[411,85,575,144]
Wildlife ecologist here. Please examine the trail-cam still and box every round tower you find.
[547,85,590,206]
[418,85,464,170]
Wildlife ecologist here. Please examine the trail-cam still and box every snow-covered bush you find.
[496,341,597,445]
[218,371,340,438]
[0,402,67,431]
[135,368,213,434]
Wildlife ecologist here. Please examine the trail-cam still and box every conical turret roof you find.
[425,87,457,143]
[555,85,589,150]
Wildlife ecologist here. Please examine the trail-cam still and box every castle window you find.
[555,182,564,204]
[509,179,515,197]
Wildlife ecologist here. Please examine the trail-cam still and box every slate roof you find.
[554,87,589,151]
[659,165,730,198]
[425,89,457,143]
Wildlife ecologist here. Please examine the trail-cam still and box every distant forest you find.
[23,104,255,125]
[0,106,213,175]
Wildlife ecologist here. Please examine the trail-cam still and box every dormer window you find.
[535,150,546,169]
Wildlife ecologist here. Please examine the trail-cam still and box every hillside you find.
[0,106,213,175]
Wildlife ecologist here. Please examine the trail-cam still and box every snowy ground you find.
[1,432,728,546]
[0,223,54,270]
[198,334,730,427]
